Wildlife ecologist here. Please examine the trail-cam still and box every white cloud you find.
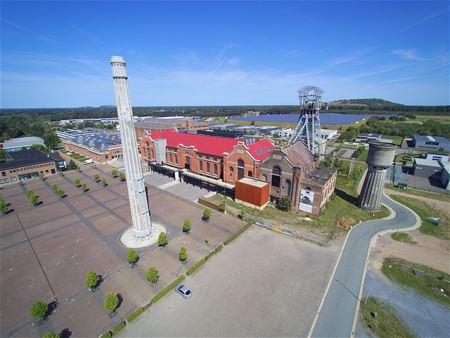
[392,49,423,61]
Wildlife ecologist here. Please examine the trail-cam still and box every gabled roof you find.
[283,141,315,167]
[148,130,274,160]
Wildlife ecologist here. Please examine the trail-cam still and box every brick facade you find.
[63,142,123,163]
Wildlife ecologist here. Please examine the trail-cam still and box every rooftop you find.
[58,129,121,153]
[357,133,381,138]
[238,177,268,187]
[414,134,450,144]
[0,149,54,171]
[283,141,315,167]
[1,136,45,150]
[300,168,337,186]
[413,158,442,168]
[149,130,274,160]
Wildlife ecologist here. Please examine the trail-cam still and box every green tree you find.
[218,201,225,212]
[101,178,108,186]
[51,183,58,191]
[81,183,88,192]
[0,198,8,215]
[103,292,119,313]
[179,247,188,262]
[67,159,78,170]
[158,232,168,246]
[30,301,48,321]
[118,172,126,181]
[85,271,100,290]
[277,196,291,211]
[27,191,40,207]
[42,332,59,338]
[126,249,138,265]
[93,174,100,181]
[111,168,118,177]
[43,131,60,150]
[202,208,211,221]
[145,266,159,283]
[73,178,81,187]
[183,219,192,232]
[39,172,45,180]
[56,188,65,198]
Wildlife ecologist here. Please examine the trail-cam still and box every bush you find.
[126,307,145,323]
[186,258,206,276]
[203,208,211,221]
[99,331,112,338]
[224,223,251,246]
[179,247,188,261]
[67,159,78,170]
[85,271,99,289]
[218,201,225,212]
[150,275,185,305]
[158,232,168,246]
[51,183,58,191]
[93,174,100,181]
[73,178,81,187]
[111,168,118,177]
[127,249,138,265]
[0,198,8,215]
[39,172,45,180]
[56,188,65,198]
[118,172,126,181]
[111,321,126,335]
[277,196,291,211]
[145,266,159,283]
[183,219,192,232]
[81,183,88,192]
[102,178,108,186]
[103,292,119,313]
[42,332,59,338]
[213,244,223,254]
[27,191,40,207]
[30,301,48,320]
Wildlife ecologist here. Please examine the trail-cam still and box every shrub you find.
[27,191,40,207]
[93,174,100,181]
[56,188,65,198]
[179,247,187,262]
[85,271,100,289]
[118,172,126,181]
[30,301,48,320]
[67,159,78,170]
[218,201,225,212]
[111,321,126,335]
[51,183,58,191]
[73,178,81,187]
[111,168,118,177]
[186,258,206,276]
[99,331,112,338]
[158,232,168,246]
[150,275,185,305]
[39,172,45,180]
[42,332,59,338]
[277,196,291,211]
[145,266,159,283]
[213,244,223,254]
[127,307,145,323]
[0,198,8,215]
[203,208,211,221]
[102,178,108,186]
[224,223,251,246]
[183,219,191,232]
[81,183,88,192]
[127,249,138,265]
[103,292,119,313]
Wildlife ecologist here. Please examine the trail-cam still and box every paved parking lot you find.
[120,226,342,337]
[0,165,243,337]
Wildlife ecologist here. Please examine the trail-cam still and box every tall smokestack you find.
[111,56,152,239]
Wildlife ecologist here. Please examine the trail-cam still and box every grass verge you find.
[391,232,416,244]
[150,275,185,306]
[390,195,449,240]
[382,257,450,306]
[385,183,450,202]
[126,307,145,323]
[360,297,416,338]
[223,223,252,245]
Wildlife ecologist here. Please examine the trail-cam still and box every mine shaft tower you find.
[289,86,324,154]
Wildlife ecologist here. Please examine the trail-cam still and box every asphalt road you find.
[311,195,418,338]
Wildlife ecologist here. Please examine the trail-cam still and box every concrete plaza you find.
[0,165,242,337]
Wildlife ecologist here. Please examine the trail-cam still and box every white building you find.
[270,128,293,138]
[320,129,339,141]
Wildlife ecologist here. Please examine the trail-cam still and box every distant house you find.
[412,134,450,151]
[355,133,382,143]
[320,129,339,141]
[412,158,442,179]
[424,153,449,163]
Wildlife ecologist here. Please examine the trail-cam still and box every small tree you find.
[56,188,65,199]
[73,178,81,187]
[183,219,192,232]
[118,172,126,181]
[51,183,58,191]
[126,249,138,265]
[179,247,187,262]
[145,266,159,284]
[81,183,88,192]
[101,178,108,186]
[0,198,8,215]
[27,191,40,207]
[277,196,291,211]
[39,172,45,180]
[30,301,48,321]
[202,208,211,221]
[67,159,78,170]
[103,292,119,313]
[85,271,100,290]
[93,174,100,182]
[42,332,59,338]
[158,232,168,246]
[111,168,118,177]
[218,201,225,212]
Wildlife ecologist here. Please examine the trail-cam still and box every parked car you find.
[176,285,192,299]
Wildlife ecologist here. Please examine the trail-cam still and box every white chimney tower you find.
[110,56,152,240]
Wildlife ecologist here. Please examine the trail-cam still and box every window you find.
[237,159,245,179]
[206,162,210,173]
[285,179,292,196]
[271,166,281,187]
[199,160,203,171]
[229,166,234,178]
[214,164,218,175]
[175,155,178,165]
[248,170,252,177]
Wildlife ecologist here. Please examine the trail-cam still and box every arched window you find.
[248,170,252,177]
[262,174,268,182]
[229,166,234,178]
[237,159,245,179]
[285,179,292,196]
[271,166,281,187]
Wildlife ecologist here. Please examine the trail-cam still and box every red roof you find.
[149,130,274,160]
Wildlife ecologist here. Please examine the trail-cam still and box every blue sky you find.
[1,1,449,108]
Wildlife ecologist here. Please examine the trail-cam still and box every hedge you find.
[111,321,126,335]
[213,244,223,254]
[99,331,112,338]
[223,223,252,246]
[186,258,206,276]
[150,275,185,305]
[126,307,145,323]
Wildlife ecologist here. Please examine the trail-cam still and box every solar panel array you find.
[60,129,121,153]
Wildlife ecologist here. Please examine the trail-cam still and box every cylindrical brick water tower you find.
[357,142,396,211]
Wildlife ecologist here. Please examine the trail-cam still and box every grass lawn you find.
[382,135,403,146]
[390,195,449,240]
[382,257,450,306]
[416,115,450,122]
[360,297,416,338]
[391,232,416,244]
[385,183,450,203]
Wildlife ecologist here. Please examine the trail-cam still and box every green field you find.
[391,232,416,244]
[385,184,450,202]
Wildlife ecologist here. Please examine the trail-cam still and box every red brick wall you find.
[223,143,260,184]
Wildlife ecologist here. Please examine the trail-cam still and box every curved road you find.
[311,195,418,337]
